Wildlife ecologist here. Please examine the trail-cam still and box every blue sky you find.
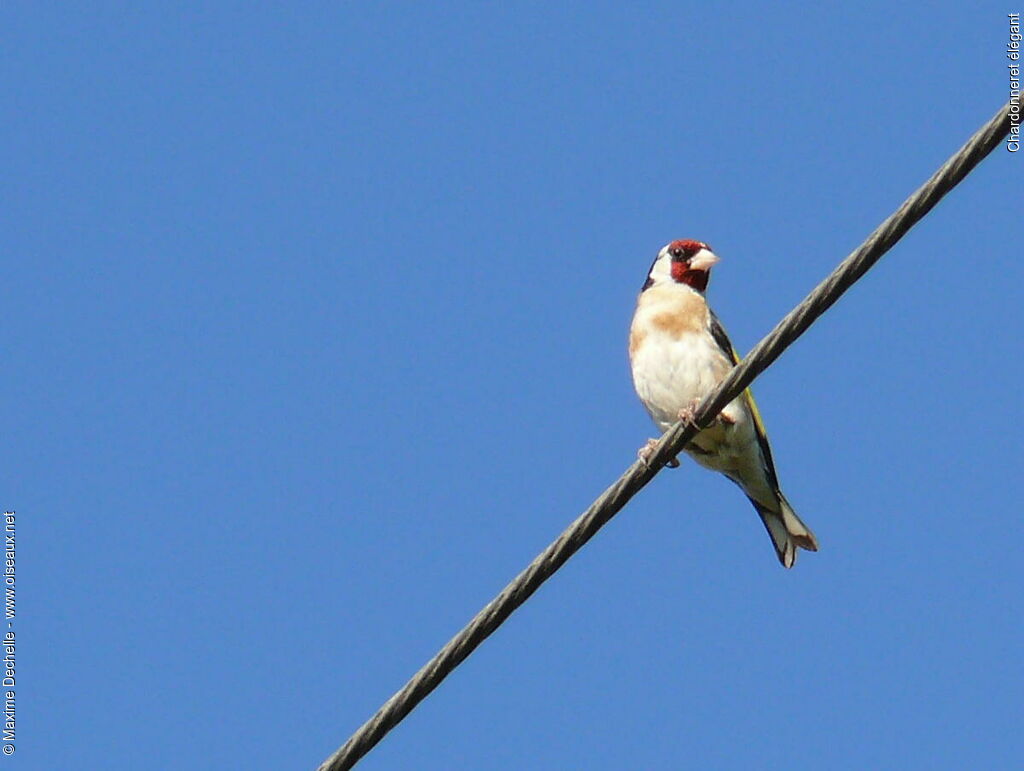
[6,3,1022,769]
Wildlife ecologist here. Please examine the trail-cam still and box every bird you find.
[628,239,818,568]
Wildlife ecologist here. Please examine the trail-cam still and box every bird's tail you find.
[752,493,818,569]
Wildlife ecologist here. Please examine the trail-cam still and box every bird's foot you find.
[678,399,735,428]
[638,438,680,469]
[677,399,703,427]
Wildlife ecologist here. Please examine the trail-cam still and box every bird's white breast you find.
[629,284,732,431]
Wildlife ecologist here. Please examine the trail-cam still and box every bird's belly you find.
[632,331,760,478]
[631,333,731,431]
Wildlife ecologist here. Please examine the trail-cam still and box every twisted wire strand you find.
[318,99,1013,771]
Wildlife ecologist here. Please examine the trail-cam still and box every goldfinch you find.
[629,239,818,568]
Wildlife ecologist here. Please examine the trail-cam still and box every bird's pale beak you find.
[688,250,720,272]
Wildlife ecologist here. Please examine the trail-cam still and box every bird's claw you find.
[677,399,702,427]
[678,399,735,428]
[638,438,680,469]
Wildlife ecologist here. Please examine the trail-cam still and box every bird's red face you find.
[667,239,718,293]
